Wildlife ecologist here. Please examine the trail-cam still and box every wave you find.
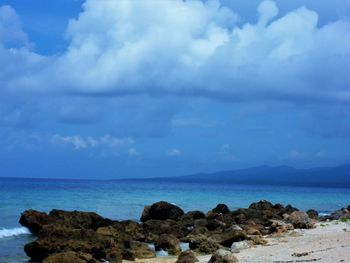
[0,227,31,239]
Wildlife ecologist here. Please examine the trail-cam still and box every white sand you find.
[124,221,350,263]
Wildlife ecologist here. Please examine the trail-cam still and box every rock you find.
[205,219,226,231]
[230,240,252,253]
[249,200,274,211]
[188,235,220,254]
[155,234,181,255]
[176,250,199,263]
[285,204,299,214]
[248,235,267,245]
[306,209,319,220]
[212,204,230,214]
[210,230,246,247]
[140,201,184,222]
[42,251,97,263]
[19,210,51,235]
[48,210,112,230]
[287,211,314,229]
[143,219,188,241]
[181,211,206,226]
[124,241,156,259]
[208,249,238,263]
[329,208,350,220]
[24,227,116,262]
[270,220,294,234]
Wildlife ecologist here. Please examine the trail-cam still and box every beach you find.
[125,221,350,263]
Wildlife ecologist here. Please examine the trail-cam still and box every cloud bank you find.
[0,0,349,105]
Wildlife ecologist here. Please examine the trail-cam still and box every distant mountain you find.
[127,164,350,188]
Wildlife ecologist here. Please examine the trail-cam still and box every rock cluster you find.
[20,200,319,263]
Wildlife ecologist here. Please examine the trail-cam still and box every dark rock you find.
[19,210,51,235]
[210,230,246,247]
[249,200,274,211]
[42,251,97,263]
[285,204,299,214]
[24,227,115,262]
[205,219,226,231]
[329,208,350,220]
[124,241,156,259]
[287,211,314,229]
[155,234,181,255]
[181,211,206,226]
[212,204,230,214]
[143,219,188,241]
[306,209,319,220]
[208,249,238,263]
[48,210,112,230]
[140,201,184,222]
[188,235,220,254]
[176,250,199,263]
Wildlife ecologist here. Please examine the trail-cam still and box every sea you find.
[1,177,350,263]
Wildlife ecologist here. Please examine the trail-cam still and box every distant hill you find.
[126,164,350,188]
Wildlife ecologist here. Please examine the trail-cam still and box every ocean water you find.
[1,178,350,262]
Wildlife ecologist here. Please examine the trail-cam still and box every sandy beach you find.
[125,221,350,263]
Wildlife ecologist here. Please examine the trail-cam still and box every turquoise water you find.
[1,178,350,262]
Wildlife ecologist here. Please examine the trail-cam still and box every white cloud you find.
[128,147,139,157]
[52,134,133,150]
[0,0,349,105]
[166,148,181,156]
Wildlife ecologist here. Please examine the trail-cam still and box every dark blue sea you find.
[1,177,350,262]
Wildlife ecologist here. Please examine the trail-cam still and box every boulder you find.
[188,235,220,254]
[176,250,199,263]
[143,219,188,241]
[210,230,246,247]
[230,240,252,253]
[306,209,319,220]
[155,234,181,255]
[19,210,51,235]
[141,201,184,222]
[329,208,350,220]
[42,251,97,263]
[211,204,230,214]
[287,211,314,229]
[181,211,206,226]
[48,210,112,230]
[24,227,116,262]
[208,249,238,263]
[124,241,156,259]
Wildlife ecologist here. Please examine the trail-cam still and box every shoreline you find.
[18,200,350,263]
[124,221,350,263]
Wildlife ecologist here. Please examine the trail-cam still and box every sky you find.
[0,0,349,179]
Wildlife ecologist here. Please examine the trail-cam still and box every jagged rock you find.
[287,211,314,229]
[176,250,199,263]
[205,219,226,231]
[306,209,319,220]
[42,251,97,263]
[19,210,51,235]
[155,234,181,255]
[270,220,294,234]
[48,210,112,230]
[329,208,350,220]
[143,219,188,241]
[212,204,230,214]
[209,249,238,263]
[24,227,116,262]
[188,235,220,254]
[210,230,246,247]
[140,201,184,222]
[124,241,156,259]
[181,211,206,226]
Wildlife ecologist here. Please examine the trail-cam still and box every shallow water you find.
[1,177,349,262]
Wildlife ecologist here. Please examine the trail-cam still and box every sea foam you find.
[0,227,30,239]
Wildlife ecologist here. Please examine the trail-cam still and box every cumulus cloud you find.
[52,134,133,150]
[0,0,349,105]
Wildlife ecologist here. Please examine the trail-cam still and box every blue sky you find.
[0,0,349,179]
